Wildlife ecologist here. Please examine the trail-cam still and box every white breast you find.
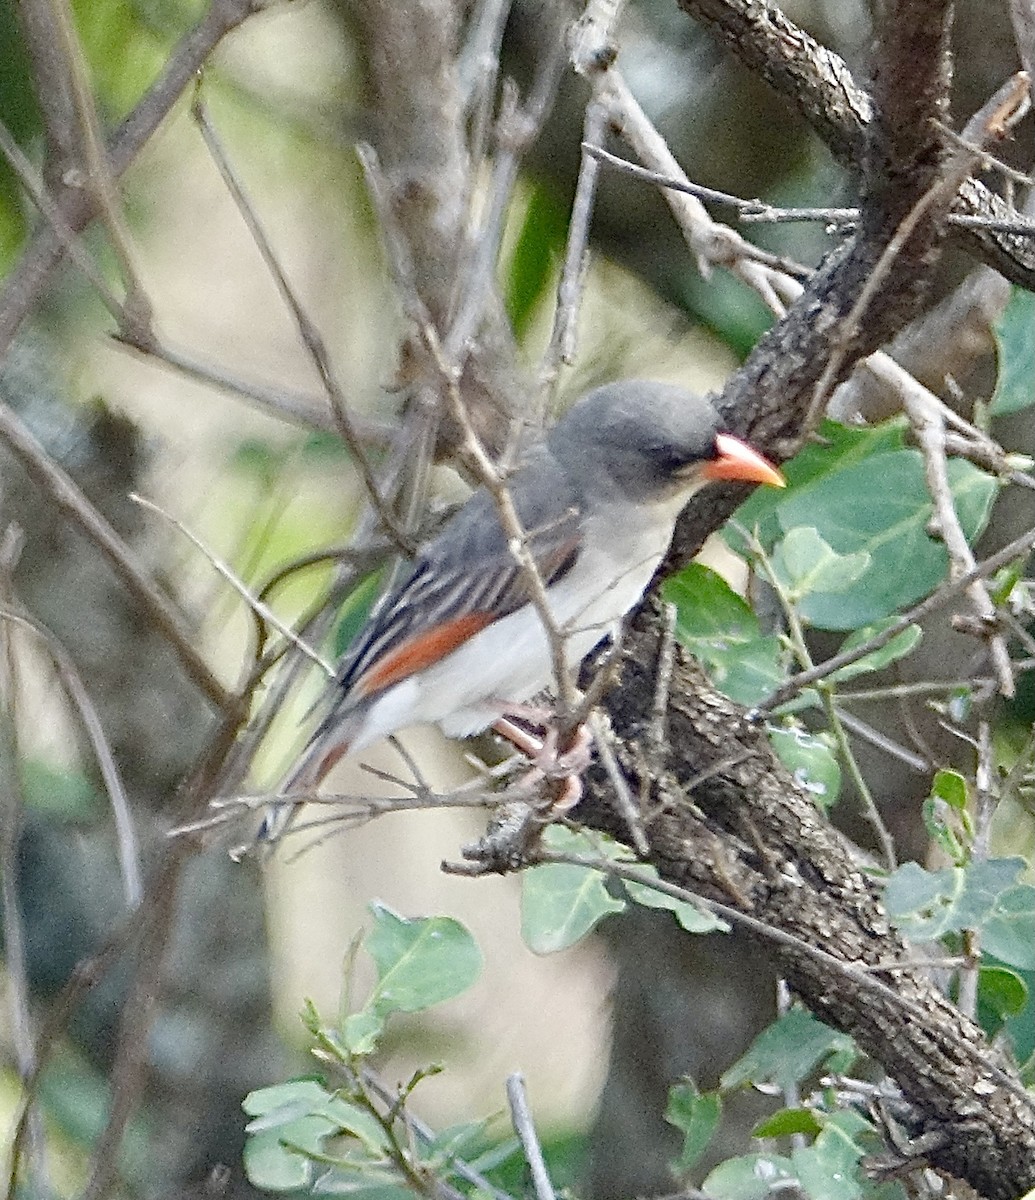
[347,491,690,752]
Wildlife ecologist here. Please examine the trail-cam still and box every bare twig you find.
[834,709,930,774]
[360,1069,515,1200]
[114,334,393,439]
[42,0,153,338]
[190,88,415,555]
[806,73,1030,426]
[0,0,264,354]
[505,1074,557,1200]
[571,40,805,315]
[0,401,232,713]
[0,604,142,909]
[863,353,1014,696]
[0,531,49,1199]
[432,343,577,721]
[587,710,648,855]
[539,102,607,400]
[760,523,1035,712]
[131,492,333,678]
[1012,0,1035,95]
[0,114,130,326]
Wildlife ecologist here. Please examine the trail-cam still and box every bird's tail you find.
[254,726,351,848]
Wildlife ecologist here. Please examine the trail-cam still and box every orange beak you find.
[702,434,785,488]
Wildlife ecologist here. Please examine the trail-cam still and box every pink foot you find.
[492,716,593,812]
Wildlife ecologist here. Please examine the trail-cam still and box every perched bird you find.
[259,380,784,844]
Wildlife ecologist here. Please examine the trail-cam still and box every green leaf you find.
[883,858,1028,945]
[761,451,997,630]
[752,1108,823,1140]
[978,965,1029,1022]
[364,904,483,1015]
[335,571,385,657]
[505,183,567,339]
[728,419,909,554]
[424,1118,492,1167]
[921,791,970,867]
[931,769,968,811]
[243,1081,342,1192]
[982,884,1035,969]
[829,621,922,684]
[791,1112,870,1200]
[342,1008,384,1057]
[772,527,871,600]
[721,1007,857,1092]
[245,1120,326,1191]
[20,761,101,819]
[703,1153,797,1200]
[521,828,626,953]
[990,286,1035,415]
[662,564,785,705]
[666,1081,722,1173]
[244,1078,333,1120]
[622,866,729,934]
[768,725,841,810]
[664,563,762,642]
[72,0,172,118]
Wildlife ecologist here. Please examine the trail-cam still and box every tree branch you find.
[676,0,1035,290]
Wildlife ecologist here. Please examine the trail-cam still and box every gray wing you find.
[337,448,582,701]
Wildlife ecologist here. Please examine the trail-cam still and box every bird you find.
[258,380,784,845]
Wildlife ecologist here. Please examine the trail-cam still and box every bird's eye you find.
[652,444,696,476]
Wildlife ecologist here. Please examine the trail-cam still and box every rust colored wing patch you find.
[354,611,495,697]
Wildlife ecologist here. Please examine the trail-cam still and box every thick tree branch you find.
[578,604,1035,1200]
[561,6,1035,1196]
[342,0,532,456]
[676,0,1035,289]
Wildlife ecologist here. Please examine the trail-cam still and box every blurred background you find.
[0,0,1027,1196]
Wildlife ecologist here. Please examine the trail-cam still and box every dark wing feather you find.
[339,448,581,701]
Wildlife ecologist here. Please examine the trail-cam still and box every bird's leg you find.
[492,714,594,812]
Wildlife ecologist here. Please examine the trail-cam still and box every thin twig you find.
[957,720,994,1020]
[0,0,263,355]
[865,353,1014,696]
[361,1069,516,1200]
[0,604,142,909]
[433,344,578,724]
[648,600,678,770]
[43,0,153,338]
[131,493,333,677]
[113,334,393,439]
[190,87,415,554]
[539,102,607,401]
[834,709,930,774]
[575,57,806,314]
[0,115,129,326]
[0,400,232,713]
[446,41,565,370]
[0,530,50,1198]
[505,1074,557,1200]
[750,531,897,869]
[760,523,1035,712]
[587,711,648,855]
[806,72,1030,427]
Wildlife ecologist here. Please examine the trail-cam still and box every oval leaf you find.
[774,451,997,630]
[772,526,870,600]
[365,904,483,1015]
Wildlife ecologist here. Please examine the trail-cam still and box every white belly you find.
[348,497,684,751]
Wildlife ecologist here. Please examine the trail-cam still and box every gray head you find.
[548,380,784,503]
[548,381,721,503]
